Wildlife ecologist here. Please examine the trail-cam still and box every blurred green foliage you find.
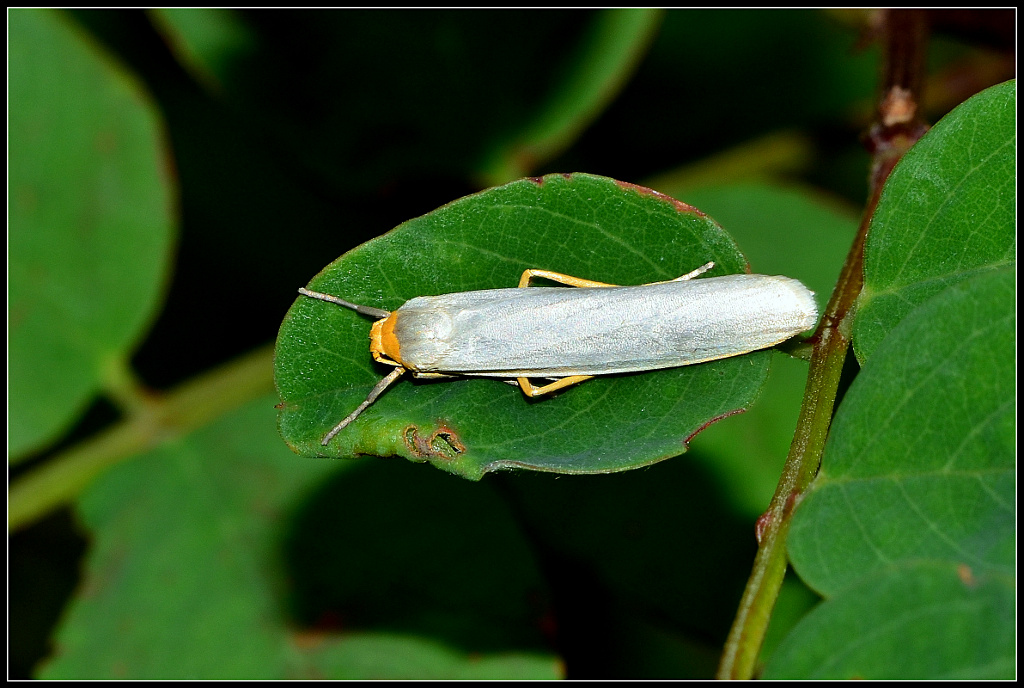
[8,8,1014,679]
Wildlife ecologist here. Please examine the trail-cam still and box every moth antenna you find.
[298,287,391,320]
[321,367,406,445]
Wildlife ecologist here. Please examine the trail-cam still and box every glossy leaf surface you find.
[764,562,1014,679]
[275,173,775,479]
[778,228,1014,676]
[790,268,1014,592]
[854,79,1015,363]
[772,81,1017,679]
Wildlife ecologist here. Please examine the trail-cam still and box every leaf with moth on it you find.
[274,173,800,480]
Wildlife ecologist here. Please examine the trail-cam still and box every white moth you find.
[298,261,818,445]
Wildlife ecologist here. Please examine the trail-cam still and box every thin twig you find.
[8,345,276,532]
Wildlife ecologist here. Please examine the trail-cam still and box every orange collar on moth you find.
[370,312,403,367]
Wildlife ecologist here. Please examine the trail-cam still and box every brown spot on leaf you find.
[615,180,707,217]
[957,563,976,587]
[94,130,117,155]
[403,422,466,461]
[291,629,330,651]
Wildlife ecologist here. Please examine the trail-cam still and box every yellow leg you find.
[517,375,595,397]
[518,261,715,289]
[518,269,617,289]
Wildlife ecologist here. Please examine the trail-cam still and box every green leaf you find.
[854,80,1015,363]
[40,396,560,679]
[792,268,1015,588]
[642,131,816,194]
[763,563,1014,679]
[149,9,257,92]
[275,173,774,480]
[757,572,821,670]
[780,267,1015,678]
[8,9,176,458]
[295,633,560,680]
[479,9,663,184]
[777,83,1017,678]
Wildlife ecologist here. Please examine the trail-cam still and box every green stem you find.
[102,355,156,415]
[716,9,930,679]
[8,344,275,532]
[717,228,863,679]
